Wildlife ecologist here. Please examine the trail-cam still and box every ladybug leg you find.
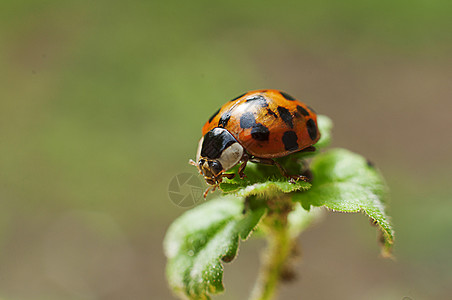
[221,173,236,180]
[238,155,249,179]
[300,169,313,181]
[203,177,227,198]
[274,161,309,183]
[203,183,220,198]
[203,186,212,198]
[249,157,309,183]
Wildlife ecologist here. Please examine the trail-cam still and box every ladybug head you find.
[197,158,223,185]
[194,128,244,186]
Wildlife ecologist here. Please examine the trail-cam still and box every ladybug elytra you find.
[190,89,320,197]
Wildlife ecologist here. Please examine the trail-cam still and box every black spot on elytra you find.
[201,128,237,159]
[277,106,294,128]
[251,123,270,141]
[240,112,256,129]
[245,95,268,107]
[208,108,221,123]
[282,131,298,151]
[280,91,296,101]
[218,112,231,127]
[230,93,246,102]
[266,108,278,118]
[306,119,318,140]
[296,105,310,117]
[366,159,375,168]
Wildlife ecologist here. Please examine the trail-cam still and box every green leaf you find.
[292,148,394,256]
[164,196,266,299]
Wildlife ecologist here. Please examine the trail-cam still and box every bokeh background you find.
[1,1,451,299]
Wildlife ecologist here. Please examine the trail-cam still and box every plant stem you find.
[250,206,294,300]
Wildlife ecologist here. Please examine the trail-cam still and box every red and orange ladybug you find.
[190,89,320,196]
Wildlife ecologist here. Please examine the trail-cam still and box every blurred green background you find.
[1,1,451,299]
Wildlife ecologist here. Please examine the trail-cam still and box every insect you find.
[190,89,320,197]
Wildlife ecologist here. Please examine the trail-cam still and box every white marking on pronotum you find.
[218,142,243,171]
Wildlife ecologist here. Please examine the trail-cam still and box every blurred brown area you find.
[0,1,451,299]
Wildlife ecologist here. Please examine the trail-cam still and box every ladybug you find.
[190,89,320,196]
